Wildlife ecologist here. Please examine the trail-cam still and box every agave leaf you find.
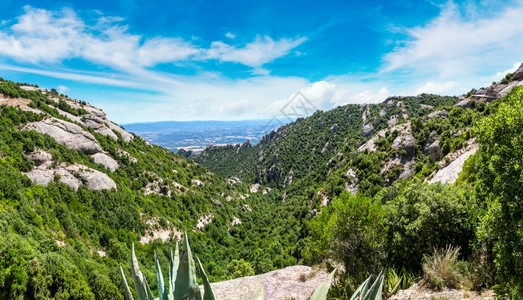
[363,270,384,300]
[390,278,402,296]
[174,231,201,300]
[155,252,169,300]
[196,256,215,300]
[310,268,336,300]
[120,265,134,300]
[350,275,372,300]
[172,242,179,290]
[144,276,154,300]
[131,243,148,300]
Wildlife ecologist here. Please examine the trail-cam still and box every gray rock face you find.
[391,123,415,155]
[116,148,138,163]
[424,132,442,162]
[207,266,328,300]
[513,63,523,81]
[454,98,474,109]
[345,168,359,194]
[25,118,102,154]
[362,122,375,137]
[428,142,478,184]
[425,109,448,120]
[91,153,119,172]
[108,121,134,142]
[66,164,117,190]
[82,115,119,140]
[23,163,114,191]
[388,115,399,126]
[23,149,52,168]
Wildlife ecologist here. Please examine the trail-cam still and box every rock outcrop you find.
[207,266,328,300]
[428,141,478,184]
[23,158,116,191]
[91,153,119,172]
[25,117,102,154]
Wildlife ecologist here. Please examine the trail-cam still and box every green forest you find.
[0,77,522,299]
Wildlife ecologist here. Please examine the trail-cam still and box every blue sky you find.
[0,0,522,123]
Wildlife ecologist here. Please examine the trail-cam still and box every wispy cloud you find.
[204,35,307,68]
[383,1,523,78]
[0,6,305,71]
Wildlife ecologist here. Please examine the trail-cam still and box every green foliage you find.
[474,86,523,295]
[499,72,514,84]
[308,192,386,279]
[225,259,255,280]
[380,180,474,272]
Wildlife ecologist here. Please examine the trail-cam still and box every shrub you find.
[422,246,463,290]
[381,180,474,272]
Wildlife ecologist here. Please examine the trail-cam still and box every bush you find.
[381,180,474,272]
[308,192,386,280]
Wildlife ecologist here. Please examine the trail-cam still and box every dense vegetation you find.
[0,80,307,299]
[1,75,522,299]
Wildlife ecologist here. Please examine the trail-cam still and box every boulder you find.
[425,109,448,120]
[207,266,328,300]
[108,121,134,142]
[65,164,116,191]
[23,165,97,191]
[391,123,416,155]
[388,115,399,126]
[25,117,102,154]
[116,148,138,163]
[454,98,474,109]
[23,149,52,168]
[423,131,443,162]
[91,153,119,172]
[81,115,119,140]
[513,63,523,81]
[361,121,375,137]
[345,168,359,194]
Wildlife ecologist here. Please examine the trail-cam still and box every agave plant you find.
[121,231,337,300]
[120,231,215,300]
[349,270,392,300]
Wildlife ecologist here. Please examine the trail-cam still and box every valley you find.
[0,65,522,299]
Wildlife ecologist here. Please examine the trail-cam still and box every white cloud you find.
[225,32,236,39]
[383,1,523,78]
[352,87,390,103]
[204,35,307,68]
[414,81,459,95]
[0,6,304,71]
[57,85,69,94]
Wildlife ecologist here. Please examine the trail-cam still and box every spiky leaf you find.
[120,265,134,300]
[390,278,402,296]
[350,275,372,300]
[131,243,149,300]
[174,232,201,300]
[310,268,336,300]
[155,252,169,300]
[363,270,384,300]
[196,256,215,300]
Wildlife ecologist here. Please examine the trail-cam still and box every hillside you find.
[1,65,522,299]
[0,79,305,299]
[194,94,460,196]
